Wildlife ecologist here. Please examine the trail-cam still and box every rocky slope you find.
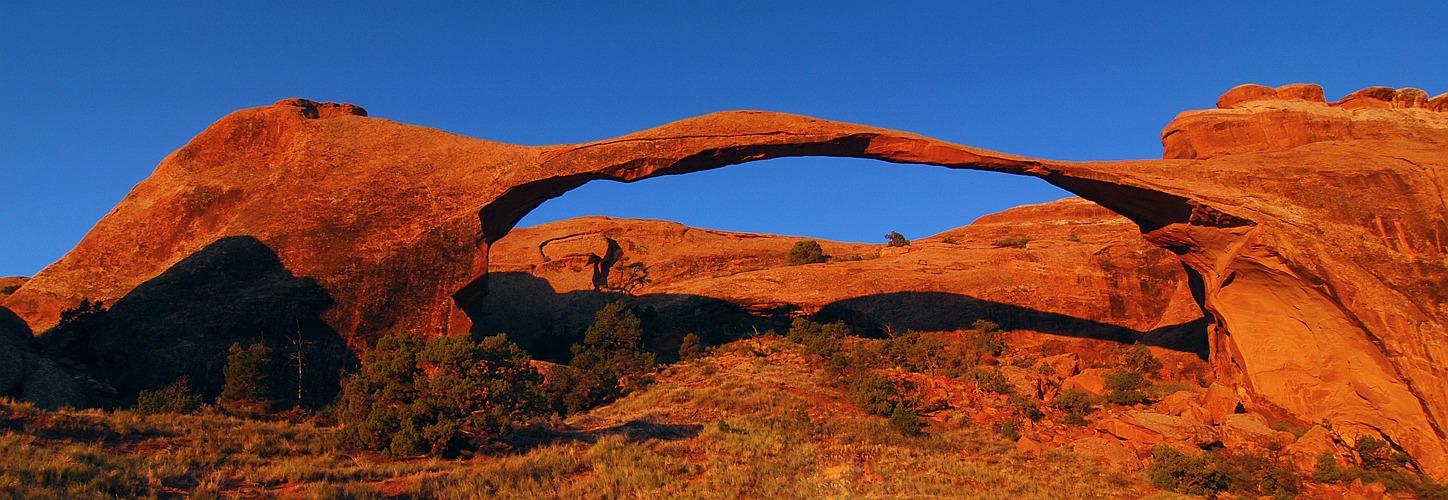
[5,85,1448,475]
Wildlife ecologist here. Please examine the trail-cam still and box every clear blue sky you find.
[2,2,1444,277]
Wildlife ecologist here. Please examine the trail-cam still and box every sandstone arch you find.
[5,86,1448,475]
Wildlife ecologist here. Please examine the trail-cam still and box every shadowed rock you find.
[5,87,1448,475]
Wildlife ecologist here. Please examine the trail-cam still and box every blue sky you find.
[2,2,1444,277]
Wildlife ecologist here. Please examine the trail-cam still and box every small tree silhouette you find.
[885,231,910,247]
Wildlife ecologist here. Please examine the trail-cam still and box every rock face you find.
[4,86,1448,475]
[480,199,1204,360]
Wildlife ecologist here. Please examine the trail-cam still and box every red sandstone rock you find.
[1070,436,1142,471]
[1015,436,1044,457]
[1275,83,1326,103]
[1037,353,1081,378]
[1202,383,1243,425]
[1062,368,1111,395]
[5,84,1448,477]
[1216,83,1277,108]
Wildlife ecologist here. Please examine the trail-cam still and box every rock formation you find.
[5,86,1447,475]
[481,199,1205,363]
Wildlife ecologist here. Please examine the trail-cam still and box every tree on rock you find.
[788,240,826,265]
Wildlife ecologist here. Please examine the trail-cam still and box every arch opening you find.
[464,154,1213,364]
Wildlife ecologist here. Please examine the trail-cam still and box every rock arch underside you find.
[5,85,1448,476]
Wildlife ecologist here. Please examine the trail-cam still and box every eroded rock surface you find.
[5,87,1447,475]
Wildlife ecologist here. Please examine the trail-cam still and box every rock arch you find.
[6,87,1448,475]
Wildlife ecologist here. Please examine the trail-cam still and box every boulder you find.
[1129,411,1218,448]
[1037,353,1080,378]
[1216,84,1277,108]
[1096,417,1164,445]
[1071,436,1142,471]
[1015,436,1044,457]
[1062,368,1111,395]
[18,358,87,410]
[1286,425,1347,474]
[1274,83,1326,103]
[999,365,1042,398]
[1201,384,1242,425]
[1218,413,1295,451]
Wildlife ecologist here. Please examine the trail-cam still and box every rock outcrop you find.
[5,87,1447,475]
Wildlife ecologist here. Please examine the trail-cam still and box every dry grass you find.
[0,336,1147,498]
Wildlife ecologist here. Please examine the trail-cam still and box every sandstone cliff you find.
[5,86,1447,475]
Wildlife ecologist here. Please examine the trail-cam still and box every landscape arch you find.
[7,95,1446,475]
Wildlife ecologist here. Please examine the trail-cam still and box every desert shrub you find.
[338,333,548,456]
[972,368,1013,395]
[1066,232,1080,242]
[881,330,948,374]
[786,318,850,361]
[787,240,826,265]
[1120,342,1162,376]
[991,237,1031,249]
[547,302,656,414]
[1063,412,1088,426]
[1104,370,1151,405]
[1355,435,1409,471]
[220,342,274,414]
[885,231,910,247]
[1147,446,1231,495]
[678,333,704,361]
[847,374,896,416]
[1008,394,1043,421]
[0,285,17,295]
[887,403,923,436]
[136,376,203,415]
[1311,450,1343,483]
[995,419,1021,441]
[966,319,1005,360]
[1148,446,1301,498]
[1052,388,1094,416]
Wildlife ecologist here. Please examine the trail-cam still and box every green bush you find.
[338,333,548,457]
[1311,450,1343,483]
[1104,370,1151,405]
[1148,446,1301,498]
[786,318,850,361]
[678,333,704,361]
[972,368,1013,395]
[546,302,656,414]
[967,320,1005,360]
[135,376,203,415]
[881,330,948,374]
[1121,342,1162,376]
[887,403,924,436]
[1355,435,1409,471]
[1052,388,1095,416]
[220,342,274,414]
[0,285,17,295]
[1147,446,1231,495]
[1008,394,1043,421]
[885,231,910,247]
[995,419,1021,441]
[991,237,1031,249]
[848,374,896,416]
[787,240,826,265]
